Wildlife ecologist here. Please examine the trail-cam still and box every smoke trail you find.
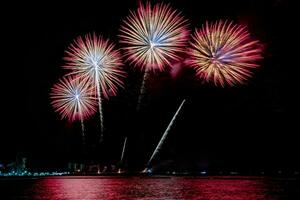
[96,83,104,142]
[147,99,186,167]
[136,69,150,111]
[120,137,127,163]
[80,115,85,145]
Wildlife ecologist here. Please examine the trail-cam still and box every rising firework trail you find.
[146,99,186,168]
[117,137,127,173]
[187,20,263,86]
[50,76,97,143]
[136,70,149,110]
[120,137,127,164]
[119,2,189,110]
[64,33,125,141]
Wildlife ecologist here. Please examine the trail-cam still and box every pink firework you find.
[64,33,125,99]
[187,20,263,86]
[50,76,97,122]
[119,2,189,71]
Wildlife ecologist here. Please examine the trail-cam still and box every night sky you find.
[3,0,296,172]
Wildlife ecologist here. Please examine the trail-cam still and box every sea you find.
[1,176,300,199]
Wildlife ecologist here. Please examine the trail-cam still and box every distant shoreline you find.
[1,175,299,181]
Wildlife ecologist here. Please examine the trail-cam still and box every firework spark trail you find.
[136,69,150,111]
[50,76,97,143]
[80,115,85,145]
[120,137,127,163]
[146,99,186,167]
[64,33,125,141]
[187,20,263,86]
[96,82,104,142]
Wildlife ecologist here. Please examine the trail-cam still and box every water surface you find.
[1,176,299,199]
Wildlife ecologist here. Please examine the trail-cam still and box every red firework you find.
[64,33,125,99]
[119,2,189,72]
[187,20,263,86]
[50,76,97,122]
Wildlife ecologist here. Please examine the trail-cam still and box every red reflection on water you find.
[28,176,279,200]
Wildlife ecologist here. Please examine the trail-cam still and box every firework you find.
[50,76,97,142]
[64,33,124,98]
[64,33,125,140]
[119,2,189,71]
[120,137,127,164]
[187,20,263,86]
[146,99,185,168]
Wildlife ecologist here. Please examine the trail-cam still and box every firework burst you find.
[50,76,97,122]
[187,20,263,86]
[119,2,189,71]
[64,33,125,98]
[64,33,125,140]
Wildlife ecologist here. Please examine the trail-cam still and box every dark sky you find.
[3,0,296,172]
